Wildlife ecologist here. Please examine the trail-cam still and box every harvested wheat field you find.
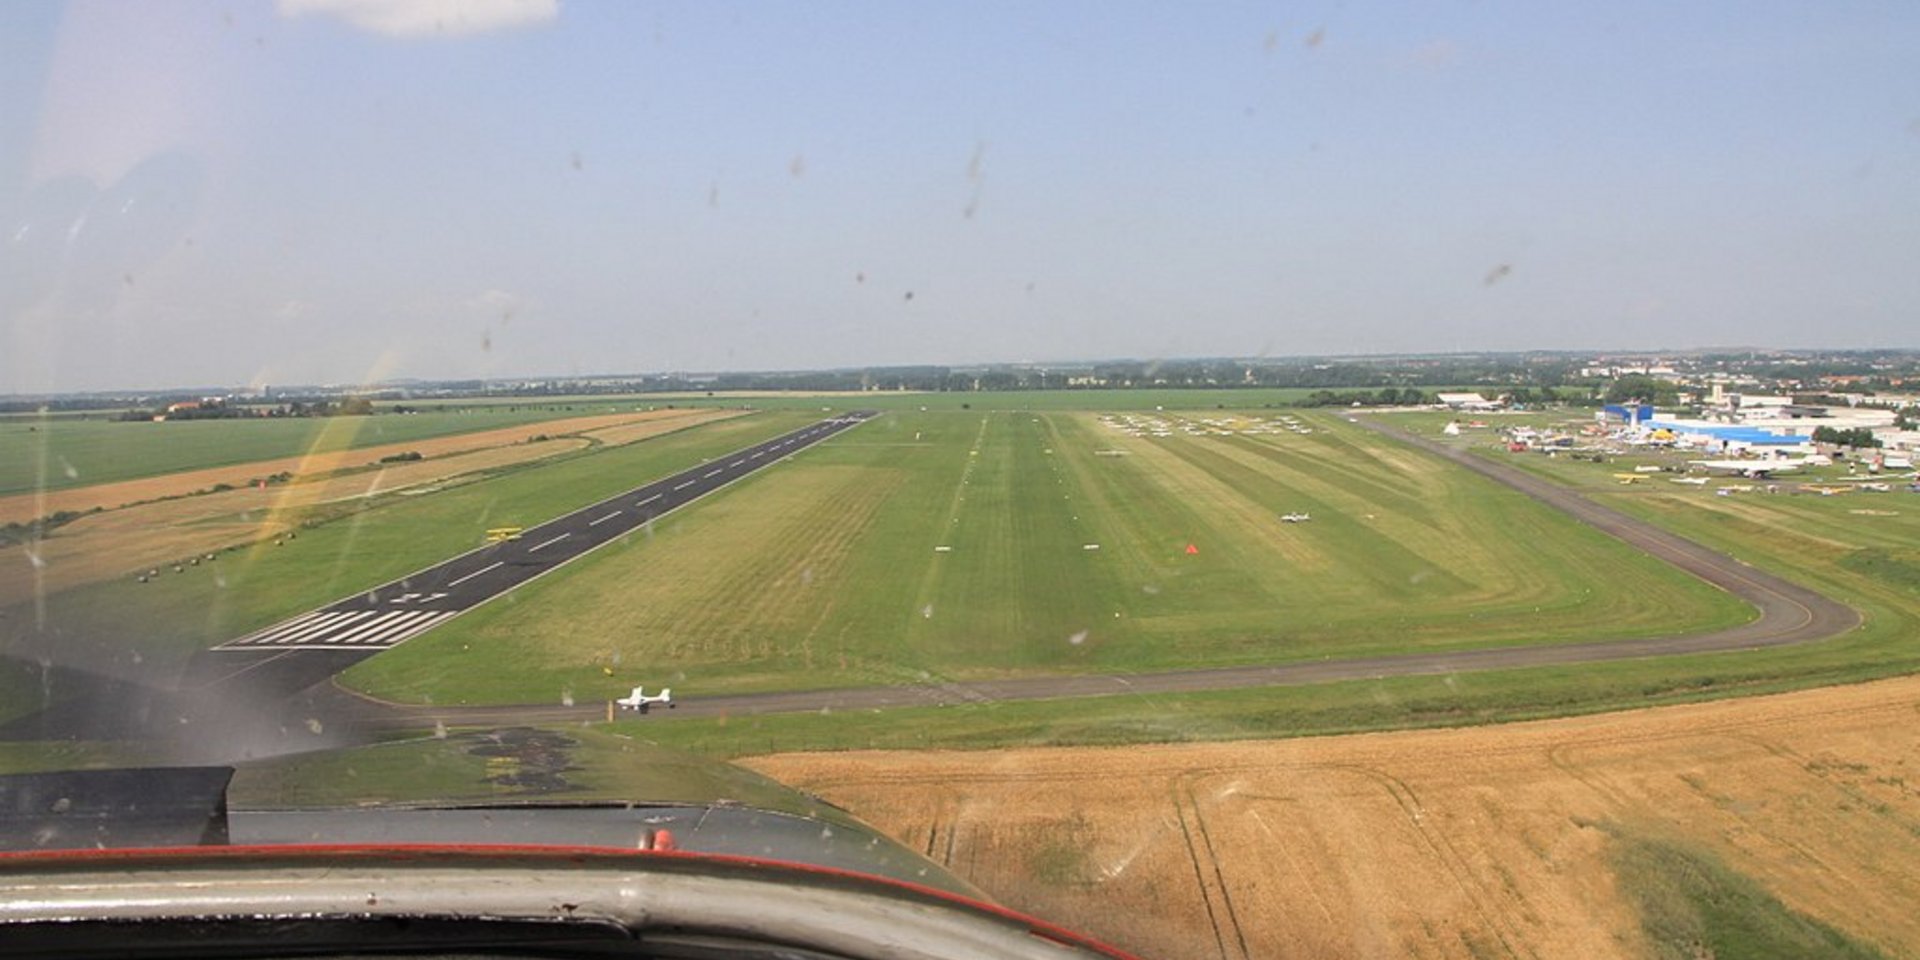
[748,676,1920,959]
[0,407,732,524]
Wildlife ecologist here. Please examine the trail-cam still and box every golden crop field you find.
[753,674,1920,959]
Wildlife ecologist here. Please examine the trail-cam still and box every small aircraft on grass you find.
[1688,456,1827,479]
[1280,512,1312,523]
[616,686,674,713]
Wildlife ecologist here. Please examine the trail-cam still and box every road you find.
[320,414,1860,733]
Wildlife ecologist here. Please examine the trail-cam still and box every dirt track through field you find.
[750,674,1920,959]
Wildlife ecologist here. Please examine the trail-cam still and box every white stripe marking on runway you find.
[227,610,323,646]
[589,511,621,526]
[636,493,662,507]
[325,610,409,645]
[340,610,450,647]
[369,610,458,647]
[528,532,570,552]
[447,561,503,588]
[232,611,369,648]
[270,611,374,646]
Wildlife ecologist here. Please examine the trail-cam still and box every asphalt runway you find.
[321,414,1861,733]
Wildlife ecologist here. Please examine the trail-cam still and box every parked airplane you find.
[1280,512,1312,523]
[616,686,674,713]
[1688,459,1806,479]
[1612,473,1647,484]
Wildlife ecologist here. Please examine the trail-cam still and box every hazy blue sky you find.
[3,0,1916,392]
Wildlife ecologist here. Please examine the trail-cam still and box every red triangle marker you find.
[1185,543,1199,555]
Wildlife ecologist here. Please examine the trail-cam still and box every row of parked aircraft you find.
[1686,455,1829,479]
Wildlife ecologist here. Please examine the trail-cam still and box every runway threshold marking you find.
[339,610,456,647]
[447,561,504,588]
[528,532,570,553]
[220,609,466,650]
[229,610,322,645]
[331,610,407,644]
[241,611,357,646]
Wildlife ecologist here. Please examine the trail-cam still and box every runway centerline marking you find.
[528,532,570,553]
[673,480,695,491]
[636,494,662,507]
[447,561,504,588]
[704,469,722,478]
[589,511,621,526]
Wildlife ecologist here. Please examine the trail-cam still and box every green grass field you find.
[341,408,1748,705]
[0,411,819,692]
[600,659,1890,756]
[0,403,678,496]
[677,388,1334,411]
[1609,826,1886,959]
[0,391,1462,499]
[594,416,1920,757]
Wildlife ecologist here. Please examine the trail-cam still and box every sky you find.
[2,0,1917,393]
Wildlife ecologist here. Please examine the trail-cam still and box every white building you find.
[1436,392,1502,411]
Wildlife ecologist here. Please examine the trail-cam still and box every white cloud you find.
[277,0,558,39]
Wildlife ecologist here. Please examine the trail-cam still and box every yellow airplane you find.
[485,526,525,542]
[1612,473,1647,484]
